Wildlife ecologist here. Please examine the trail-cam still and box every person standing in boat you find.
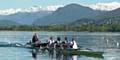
[32,33,40,47]
[70,38,78,49]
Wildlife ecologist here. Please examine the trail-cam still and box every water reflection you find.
[30,48,78,60]
[72,55,77,60]
[48,48,54,59]
[63,55,77,60]
[31,49,37,60]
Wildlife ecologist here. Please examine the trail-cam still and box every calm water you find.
[0,31,120,60]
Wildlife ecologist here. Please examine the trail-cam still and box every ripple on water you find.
[103,49,120,60]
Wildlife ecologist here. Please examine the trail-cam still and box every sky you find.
[0,0,120,9]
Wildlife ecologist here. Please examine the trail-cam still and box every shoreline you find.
[0,30,119,33]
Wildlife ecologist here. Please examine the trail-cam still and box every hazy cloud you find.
[87,2,120,11]
[0,5,63,15]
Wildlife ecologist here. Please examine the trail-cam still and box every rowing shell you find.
[25,43,104,58]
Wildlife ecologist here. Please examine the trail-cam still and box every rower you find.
[48,37,55,48]
[64,37,68,44]
[62,37,70,49]
[71,38,78,49]
[55,37,61,48]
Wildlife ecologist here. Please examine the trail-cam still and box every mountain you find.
[0,11,52,25]
[71,8,120,25]
[69,18,95,25]
[0,20,20,26]
[34,3,120,25]
[100,8,120,18]
[34,4,104,25]
[0,5,64,25]
[91,8,120,24]
[0,3,120,25]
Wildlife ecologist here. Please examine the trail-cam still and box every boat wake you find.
[0,42,24,47]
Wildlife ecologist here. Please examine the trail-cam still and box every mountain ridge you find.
[0,3,120,25]
[0,11,52,25]
[33,4,105,25]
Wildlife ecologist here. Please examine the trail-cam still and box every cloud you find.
[87,2,120,11]
[42,5,63,11]
[0,5,63,15]
[1,2,120,15]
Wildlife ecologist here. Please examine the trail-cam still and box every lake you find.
[0,31,120,60]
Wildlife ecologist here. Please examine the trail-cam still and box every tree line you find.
[0,23,120,32]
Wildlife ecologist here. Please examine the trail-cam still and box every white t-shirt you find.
[48,39,54,45]
[72,41,78,49]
